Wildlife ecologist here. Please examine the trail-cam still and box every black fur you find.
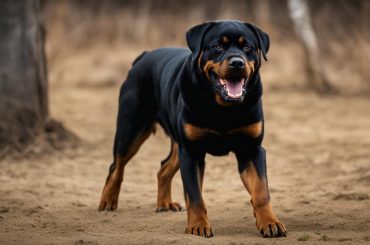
[109,20,270,218]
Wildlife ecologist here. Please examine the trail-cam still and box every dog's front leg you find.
[179,147,213,238]
[236,146,287,238]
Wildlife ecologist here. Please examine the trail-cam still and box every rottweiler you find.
[98,20,287,238]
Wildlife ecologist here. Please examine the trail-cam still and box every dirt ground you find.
[1,45,370,244]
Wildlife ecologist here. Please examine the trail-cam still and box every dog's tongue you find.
[224,79,243,98]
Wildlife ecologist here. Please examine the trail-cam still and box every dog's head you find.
[186,20,269,105]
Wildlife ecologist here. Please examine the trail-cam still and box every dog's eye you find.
[243,45,251,52]
[213,44,223,51]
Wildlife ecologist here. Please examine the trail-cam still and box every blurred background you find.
[43,0,369,94]
[1,1,370,244]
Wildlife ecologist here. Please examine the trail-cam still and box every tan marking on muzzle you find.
[197,51,203,71]
[215,93,234,107]
[245,60,256,81]
[202,60,228,81]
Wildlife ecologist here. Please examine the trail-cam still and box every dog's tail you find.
[132,51,148,66]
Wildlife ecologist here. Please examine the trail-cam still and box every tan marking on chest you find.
[183,123,219,141]
[229,121,263,138]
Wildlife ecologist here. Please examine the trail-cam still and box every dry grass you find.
[41,0,369,94]
[1,2,370,244]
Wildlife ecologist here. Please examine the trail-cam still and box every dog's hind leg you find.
[156,141,182,212]
[98,126,154,211]
[98,73,156,211]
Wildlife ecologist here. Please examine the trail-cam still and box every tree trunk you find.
[0,0,48,151]
[254,0,271,29]
[288,0,335,93]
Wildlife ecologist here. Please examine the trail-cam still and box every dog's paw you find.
[258,221,287,238]
[98,181,121,211]
[185,225,214,238]
[98,198,118,211]
[156,201,183,212]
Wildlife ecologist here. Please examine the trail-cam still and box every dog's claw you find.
[259,221,287,238]
[185,226,214,238]
[277,222,287,237]
[156,207,168,212]
[156,201,183,212]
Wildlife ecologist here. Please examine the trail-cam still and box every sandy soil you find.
[1,46,370,245]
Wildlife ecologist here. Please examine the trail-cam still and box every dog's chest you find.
[184,122,262,140]
[183,121,262,154]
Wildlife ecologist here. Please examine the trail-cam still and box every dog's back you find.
[129,48,190,85]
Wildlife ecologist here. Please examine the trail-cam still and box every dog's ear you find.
[186,22,214,60]
[244,23,270,61]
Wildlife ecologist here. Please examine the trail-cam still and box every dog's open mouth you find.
[209,71,247,103]
[219,78,245,99]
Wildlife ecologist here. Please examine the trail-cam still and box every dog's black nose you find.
[228,57,245,69]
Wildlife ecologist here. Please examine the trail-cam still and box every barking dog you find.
[98,20,287,238]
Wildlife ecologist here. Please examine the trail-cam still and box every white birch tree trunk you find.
[288,0,334,92]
